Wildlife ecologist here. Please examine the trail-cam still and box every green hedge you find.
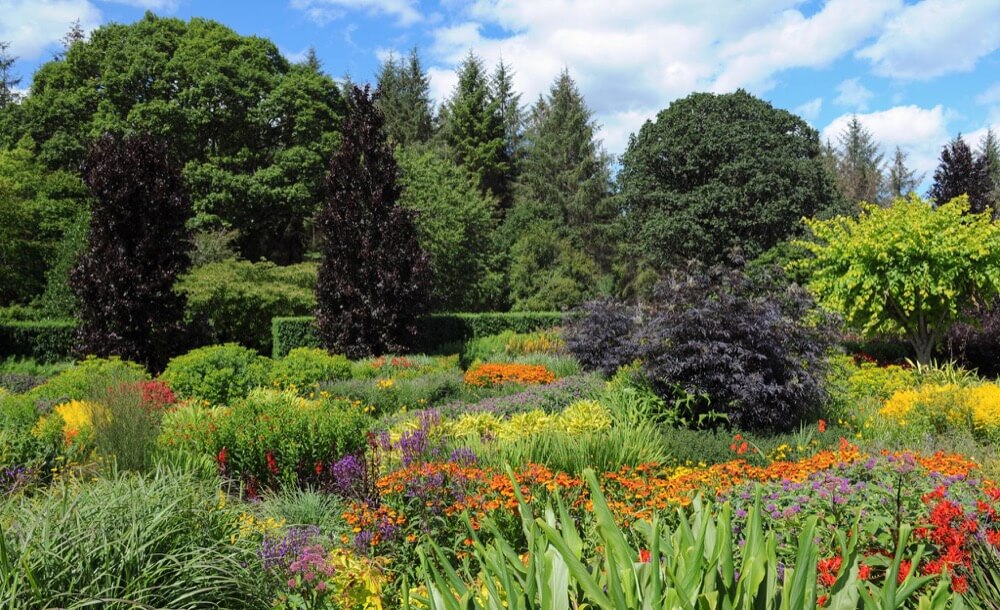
[271,312,570,358]
[0,319,77,362]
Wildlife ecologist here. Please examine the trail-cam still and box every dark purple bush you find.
[565,298,641,376]
[69,132,192,371]
[639,260,836,433]
[315,85,432,358]
[943,299,1000,378]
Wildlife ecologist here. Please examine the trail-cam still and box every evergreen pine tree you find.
[376,48,433,147]
[304,46,322,71]
[0,41,20,108]
[978,128,1000,214]
[315,85,432,358]
[441,52,510,210]
[836,115,884,206]
[929,134,991,213]
[884,146,923,201]
[517,70,613,264]
[491,58,523,185]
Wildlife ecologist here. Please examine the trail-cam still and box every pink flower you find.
[316,581,327,592]
[287,578,296,588]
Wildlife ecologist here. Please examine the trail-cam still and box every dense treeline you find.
[2,12,1000,323]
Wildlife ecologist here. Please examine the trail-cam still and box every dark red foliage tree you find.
[70,132,192,371]
[315,85,432,358]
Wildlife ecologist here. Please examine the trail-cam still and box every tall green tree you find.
[501,70,614,311]
[835,115,884,206]
[0,139,88,306]
[618,90,841,271]
[929,134,991,213]
[315,86,432,358]
[0,41,20,108]
[491,58,523,189]
[978,128,1000,215]
[10,14,344,263]
[439,52,511,210]
[376,48,434,147]
[396,147,496,311]
[884,146,923,200]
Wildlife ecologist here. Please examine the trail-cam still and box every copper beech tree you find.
[70,132,192,370]
[315,85,432,358]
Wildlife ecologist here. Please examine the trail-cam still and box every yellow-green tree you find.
[796,195,1000,363]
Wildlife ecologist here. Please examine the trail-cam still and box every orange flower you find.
[464,363,556,387]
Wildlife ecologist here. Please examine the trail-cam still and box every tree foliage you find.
[0,139,88,306]
[618,90,842,270]
[0,40,20,108]
[834,115,884,207]
[6,14,343,263]
[797,195,1000,363]
[70,132,192,370]
[396,146,496,311]
[439,52,511,210]
[376,48,434,148]
[978,128,1000,215]
[929,135,991,214]
[315,86,432,358]
[885,146,922,201]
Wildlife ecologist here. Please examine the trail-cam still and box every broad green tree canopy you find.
[796,195,1000,363]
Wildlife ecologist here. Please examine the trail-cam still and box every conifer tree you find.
[929,134,991,214]
[0,41,20,108]
[376,48,433,147]
[836,115,884,206]
[315,85,431,358]
[491,58,523,184]
[978,128,1000,214]
[884,146,923,201]
[70,133,192,370]
[440,52,510,209]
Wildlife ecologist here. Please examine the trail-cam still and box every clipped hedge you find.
[0,319,77,363]
[271,312,570,358]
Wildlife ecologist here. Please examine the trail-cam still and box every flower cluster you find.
[880,382,1000,440]
[463,363,556,388]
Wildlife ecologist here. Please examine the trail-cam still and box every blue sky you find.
[2,0,999,181]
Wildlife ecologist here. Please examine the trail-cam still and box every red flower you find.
[898,560,912,584]
[266,452,279,475]
[638,549,651,563]
[857,564,871,581]
[315,461,324,475]
[818,419,827,433]
[217,446,227,466]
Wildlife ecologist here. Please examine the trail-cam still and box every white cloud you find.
[858,0,1000,80]
[712,0,901,92]
[823,105,950,179]
[976,82,1000,106]
[834,78,873,110]
[794,97,823,123]
[0,0,101,59]
[290,0,422,27]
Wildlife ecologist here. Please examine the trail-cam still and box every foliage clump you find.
[315,85,432,358]
[160,343,271,405]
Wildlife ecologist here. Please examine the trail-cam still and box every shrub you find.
[464,362,556,388]
[0,319,76,363]
[178,259,317,354]
[322,371,466,417]
[315,85,432,358]
[160,344,271,404]
[565,298,640,376]
[0,467,269,608]
[210,389,371,493]
[69,132,192,371]
[269,347,351,393]
[943,299,1000,378]
[878,382,1000,442]
[639,260,836,433]
[26,356,149,403]
[824,355,916,429]
[272,316,321,358]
